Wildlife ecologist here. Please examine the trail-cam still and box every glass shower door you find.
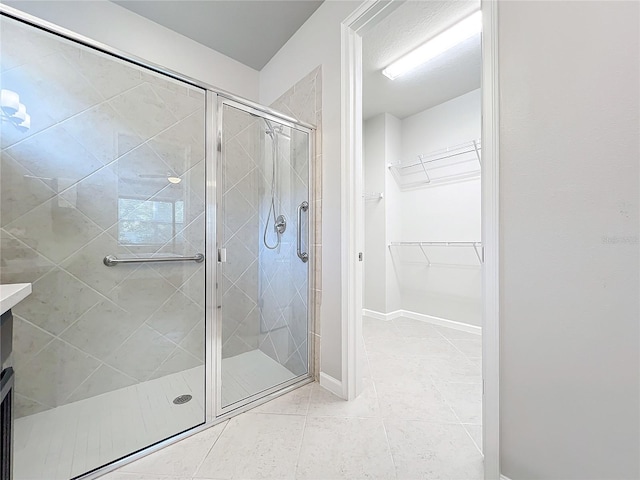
[0,15,206,479]
[218,100,311,410]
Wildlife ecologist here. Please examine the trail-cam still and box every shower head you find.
[263,118,285,138]
[263,118,273,136]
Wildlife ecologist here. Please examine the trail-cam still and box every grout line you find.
[378,417,399,480]
[222,213,257,248]
[221,304,258,353]
[1,74,143,152]
[462,423,483,455]
[292,411,309,480]
[191,419,231,478]
[3,92,202,235]
[13,391,50,413]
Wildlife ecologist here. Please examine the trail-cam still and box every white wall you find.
[398,90,481,325]
[260,1,360,381]
[2,0,259,100]
[499,1,639,478]
[384,114,402,313]
[363,112,402,315]
[363,114,387,313]
[400,90,481,241]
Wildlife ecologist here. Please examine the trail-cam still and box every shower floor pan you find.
[14,350,294,480]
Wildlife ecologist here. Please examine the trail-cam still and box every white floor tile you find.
[365,335,462,359]
[436,326,481,341]
[434,382,483,424]
[366,351,431,383]
[423,356,483,384]
[296,416,396,480]
[449,338,482,359]
[119,422,227,477]
[251,383,313,416]
[17,320,482,480]
[194,413,305,479]
[307,378,380,418]
[384,418,484,480]
[375,379,459,424]
[101,473,190,480]
[363,317,398,340]
[464,424,483,453]
[393,317,443,338]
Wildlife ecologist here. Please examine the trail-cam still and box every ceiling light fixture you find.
[138,173,182,184]
[1,89,30,132]
[382,10,482,80]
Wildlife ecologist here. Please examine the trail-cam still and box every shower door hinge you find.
[358,252,363,261]
[218,248,227,263]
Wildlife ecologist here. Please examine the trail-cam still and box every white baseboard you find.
[319,372,344,398]
[362,308,482,335]
[361,308,402,321]
[399,310,482,335]
[500,476,512,480]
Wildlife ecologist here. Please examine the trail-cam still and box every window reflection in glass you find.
[118,197,184,245]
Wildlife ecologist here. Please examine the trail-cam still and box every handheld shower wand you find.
[263,119,285,249]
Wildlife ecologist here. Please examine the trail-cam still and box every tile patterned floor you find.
[102,317,483,480]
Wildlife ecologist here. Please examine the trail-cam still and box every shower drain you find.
[173,394,193,405]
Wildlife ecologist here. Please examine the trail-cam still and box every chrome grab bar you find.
[297,201,309,263]
[103,253,204,267]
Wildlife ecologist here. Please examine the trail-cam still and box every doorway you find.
[341,1,500,478]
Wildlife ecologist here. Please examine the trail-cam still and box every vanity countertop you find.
[0,283,32,315]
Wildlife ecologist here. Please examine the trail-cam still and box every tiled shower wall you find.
[220,68,321,381]
[269,67,322,380]
[0,18,206,417]
[220,107,261,358]
[220,103,311,379]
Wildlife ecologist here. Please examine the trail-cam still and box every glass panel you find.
[220,104,309,409]
[0,15,206,479]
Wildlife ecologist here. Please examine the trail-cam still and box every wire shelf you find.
[388,139,481,189]
[363,192,383,201]
[389,241,483,265]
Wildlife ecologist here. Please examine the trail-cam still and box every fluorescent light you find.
[0,89,20,115]
[382,10,482,80]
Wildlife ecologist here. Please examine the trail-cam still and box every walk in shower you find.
[0,9,314,479]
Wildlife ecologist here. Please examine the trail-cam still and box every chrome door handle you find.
[297,201,309,263]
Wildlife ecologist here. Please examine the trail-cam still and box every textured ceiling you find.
[363,0,481,120]
[112,0,323,70]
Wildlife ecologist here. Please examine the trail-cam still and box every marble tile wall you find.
[268,67,322,380]
[0,17,206,417]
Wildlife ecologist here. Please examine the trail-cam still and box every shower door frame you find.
[0,5,315,479]
[214,97,315,418]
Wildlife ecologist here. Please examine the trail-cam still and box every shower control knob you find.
[275,215,287,234]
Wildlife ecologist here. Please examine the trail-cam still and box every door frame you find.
[214,96,317,418]
[339,1,501,478]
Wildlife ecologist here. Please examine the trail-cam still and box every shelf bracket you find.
[417,155,432,184]
[418,245,431,266]
[473,139,482,166]
[472,243,483,264]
